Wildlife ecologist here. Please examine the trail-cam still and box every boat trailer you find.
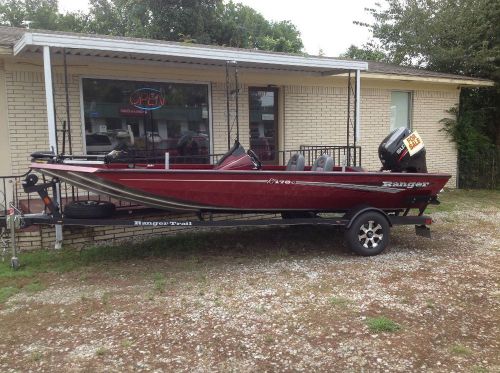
[1,174,433,270]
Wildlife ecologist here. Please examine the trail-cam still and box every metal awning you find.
[13,31,367,75]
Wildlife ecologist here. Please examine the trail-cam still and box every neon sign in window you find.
[129,88,166,110]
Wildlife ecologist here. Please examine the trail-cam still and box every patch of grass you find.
[101,292,111,306]
[255,305,266,314]
[121,339,132,348]
[213,298,222,307]
[0,286,19,303]
[450,343,472,356]
[366,316,401,333]
[425,299,436,309]
[153,273,166,293]
[95,347,108,356]
[30,351,43,362]
[471,366,489,373]
[328,296,351,308]
[24,281,45,293]
[426,189,500,214]
[264,335,274,344]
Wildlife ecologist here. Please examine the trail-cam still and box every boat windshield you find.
[215,141,257,170]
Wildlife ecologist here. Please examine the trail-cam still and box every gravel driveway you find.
[0,189,498,372]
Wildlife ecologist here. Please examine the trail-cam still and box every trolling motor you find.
[378,128,427,173]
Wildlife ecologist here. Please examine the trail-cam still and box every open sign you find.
[129,88,166,110]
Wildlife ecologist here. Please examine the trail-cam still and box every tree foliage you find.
[349,0,500,151]
[0,0,303,53]
[341,44,387,62]
[0,0,86,31]
[366,0,499,79]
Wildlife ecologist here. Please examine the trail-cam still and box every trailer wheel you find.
[345,211,389,256]
[64,200,115,219]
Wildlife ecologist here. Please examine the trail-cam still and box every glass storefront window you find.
[82,78,210,162]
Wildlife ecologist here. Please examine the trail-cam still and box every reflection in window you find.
[390,91,412,131]
[249,88,277,163]
[82,78,210,163]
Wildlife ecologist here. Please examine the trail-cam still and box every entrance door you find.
[249,87,278,164]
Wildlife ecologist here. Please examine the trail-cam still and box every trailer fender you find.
[345,207,392,229]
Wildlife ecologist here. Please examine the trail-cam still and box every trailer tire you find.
[345,211,389,256]
[64,200,116,219]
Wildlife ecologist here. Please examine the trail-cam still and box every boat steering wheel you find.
[247,150,262,170]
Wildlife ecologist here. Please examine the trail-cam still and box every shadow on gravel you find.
[1,226,348,277]
[81,225,348,263]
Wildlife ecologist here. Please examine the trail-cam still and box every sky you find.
[58,0,376,57]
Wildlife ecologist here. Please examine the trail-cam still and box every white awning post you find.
[43,45,63,249]
[355,69,361,142]
[43,46,57,153]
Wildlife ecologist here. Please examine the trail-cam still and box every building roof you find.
[366,61,491,83]
[4,26,367,75]
[0,26,493,85]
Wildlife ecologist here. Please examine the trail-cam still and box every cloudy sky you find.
[58,0,376,57]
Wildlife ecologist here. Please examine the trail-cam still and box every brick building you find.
[0,26,492,249]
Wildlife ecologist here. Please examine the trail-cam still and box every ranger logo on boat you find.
[382,181,430,188]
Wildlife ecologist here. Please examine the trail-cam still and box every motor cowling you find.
[378,128,427,173]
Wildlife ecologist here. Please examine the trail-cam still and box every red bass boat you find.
[14,128,451,257]
[30,128,450,215]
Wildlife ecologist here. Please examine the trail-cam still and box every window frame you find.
[390,90,413,131]
[79,75,213,157]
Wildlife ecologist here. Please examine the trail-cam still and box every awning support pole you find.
[63,48,72,154]
[346,71,351,167]
[354,69,361,165]
[43,46,57,154]
[43,45,63,249]
[225,62,231,150]
[234,64,240,142]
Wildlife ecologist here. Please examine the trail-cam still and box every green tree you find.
[355,0,500,150]
[366,0,499,77]
[0,0,304,54]
[0,0,86,31]
[341,44,387,62]
[211,1,302,52]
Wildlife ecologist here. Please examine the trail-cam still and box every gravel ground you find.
[0,190,499,372]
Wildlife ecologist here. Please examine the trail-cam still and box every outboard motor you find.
[378,128,427,173]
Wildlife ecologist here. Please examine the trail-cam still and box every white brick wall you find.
[6,71,83,175]
[283,84,458,186]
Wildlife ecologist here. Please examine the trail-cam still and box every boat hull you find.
[32,163,451,213]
